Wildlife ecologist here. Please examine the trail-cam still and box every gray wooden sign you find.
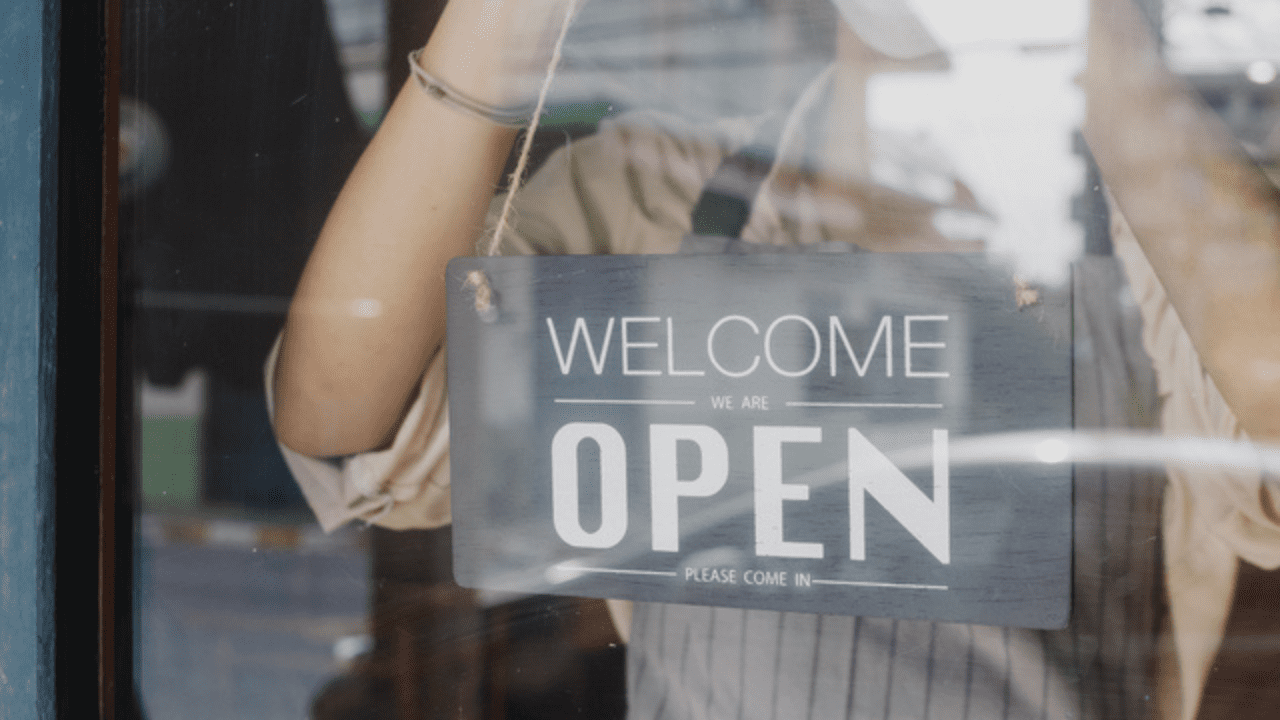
[447,254,1071,629]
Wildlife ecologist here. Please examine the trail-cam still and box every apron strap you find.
[687,114,786,243]
[688,141,775,240]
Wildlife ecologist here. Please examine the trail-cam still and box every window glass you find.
[122,0,1280,718]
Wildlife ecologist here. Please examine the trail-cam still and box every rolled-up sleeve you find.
[264,110,742,532]
[264,333,452,531]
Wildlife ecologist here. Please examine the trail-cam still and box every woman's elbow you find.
[271,380,395,459]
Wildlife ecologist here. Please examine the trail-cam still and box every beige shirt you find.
[266,109,1280,720]
[1112,205,1280,719]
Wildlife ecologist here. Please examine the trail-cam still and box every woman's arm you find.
[1083,0,1280,443]
[273,0,570,457]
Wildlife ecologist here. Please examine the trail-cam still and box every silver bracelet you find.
[408,49,535,128]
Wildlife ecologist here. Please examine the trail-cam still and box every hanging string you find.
[468,0,579,319]
[487,0,578,257]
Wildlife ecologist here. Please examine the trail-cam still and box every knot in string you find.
[464,269,499,323]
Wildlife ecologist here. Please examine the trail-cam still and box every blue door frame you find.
[0,0,118,715]
[0,0,58,716]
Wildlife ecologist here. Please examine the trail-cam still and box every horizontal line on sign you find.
[557,565,680,578]
[786,401,943,409]
[812,579,949,591]
[554,398,696,406]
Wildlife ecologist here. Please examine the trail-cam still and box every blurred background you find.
[120,0,1280,717]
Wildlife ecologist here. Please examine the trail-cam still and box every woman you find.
[270,0,1280,717]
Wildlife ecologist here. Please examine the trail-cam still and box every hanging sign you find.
[447,253,1071,629]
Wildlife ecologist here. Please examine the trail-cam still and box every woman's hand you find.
[417,0,582,109]
[272,0,582,458]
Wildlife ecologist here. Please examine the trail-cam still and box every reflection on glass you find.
[125,0,1280,717]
